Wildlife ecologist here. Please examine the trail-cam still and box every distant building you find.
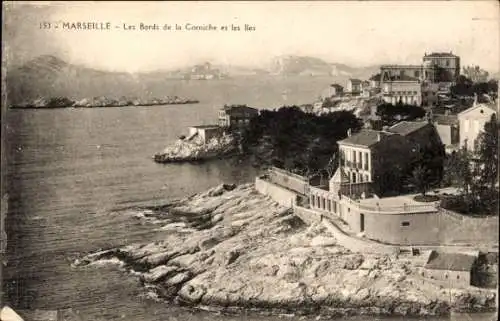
[218,105,259,128]
[321,84,344,99]
[457,98,497,151]
[347,79,363,95]
[380,75,422,105]
[423,52,461,83]
[299,104,314,113]
[360,81,371,97]
[369,73,381,88]
[423,250,477,288]
[380,64,436,83]
[188,125,224,144]
[377,52,461,106]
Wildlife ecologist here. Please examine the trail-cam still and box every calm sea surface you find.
[3,77,482,320]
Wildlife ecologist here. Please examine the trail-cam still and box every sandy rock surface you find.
[75,183,497,317]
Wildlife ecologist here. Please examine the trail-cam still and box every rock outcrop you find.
[10,96,199,108]
[74,184,497,318]
[153,134,237,163]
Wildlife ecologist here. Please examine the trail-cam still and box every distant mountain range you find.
[269,55,380,78]
[5,54,380,105]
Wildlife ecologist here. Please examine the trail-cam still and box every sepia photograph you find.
[1,1,499,320]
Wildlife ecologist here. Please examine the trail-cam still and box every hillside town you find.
[156,50,499,293]
[253,51,498,293]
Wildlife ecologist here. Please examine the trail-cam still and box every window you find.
[446,60,450,67]
[445,274,448,279]
[415,70,420,77]
[401,221,410,227]
[364,153,369,170]
[457,275,460,280]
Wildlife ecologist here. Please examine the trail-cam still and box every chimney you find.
[347,128,352,137]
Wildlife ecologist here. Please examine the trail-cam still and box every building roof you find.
[369,73,381,81]
[330,167,350,184]
[349,78,362,84]
[424,52,458,58]
[433,114,458,126]
[425,251,476,271]
[380,64,423,69]
[457,103,497,118]
[330,84,344,89]
[338,130,392,148]
[190,125,221,129]
[222,105,258,113]
[388,121,429,136]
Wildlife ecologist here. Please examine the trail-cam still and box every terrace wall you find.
[255,176,296,208]
[267,167,309,195]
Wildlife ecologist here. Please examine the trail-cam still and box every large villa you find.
[255,115,498,248]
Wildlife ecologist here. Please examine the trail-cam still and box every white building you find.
[381,75,422,106]
[457,99,497,151]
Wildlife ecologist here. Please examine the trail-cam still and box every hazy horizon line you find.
[12,52,500,75]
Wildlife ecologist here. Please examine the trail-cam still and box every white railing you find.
[342,195,439,214]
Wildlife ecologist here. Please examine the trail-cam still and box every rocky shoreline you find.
[74,184,497,318]
[9,96,199,109]
[153,134,238,163]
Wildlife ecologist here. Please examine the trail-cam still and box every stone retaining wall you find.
[322,219,400,255]
[255,177,296,208]
[293,205,322,225]
[267,167,309,195]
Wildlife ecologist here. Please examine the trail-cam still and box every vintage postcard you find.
[1,1,498,320]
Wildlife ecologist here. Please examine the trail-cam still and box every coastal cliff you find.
[154,134,237,163]
[74,184,497,318]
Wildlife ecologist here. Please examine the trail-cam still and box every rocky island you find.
[74,183,497,318]
[153,130,237,163]
[9,96,199,109]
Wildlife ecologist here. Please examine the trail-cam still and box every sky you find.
[2,1,500,73]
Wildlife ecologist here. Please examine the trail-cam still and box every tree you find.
[476,114,499,193]
[375,103,426,126]
[240,106,363,174]
[463,65,489,83]
[452,146,475,196]
[409,165,432,196]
